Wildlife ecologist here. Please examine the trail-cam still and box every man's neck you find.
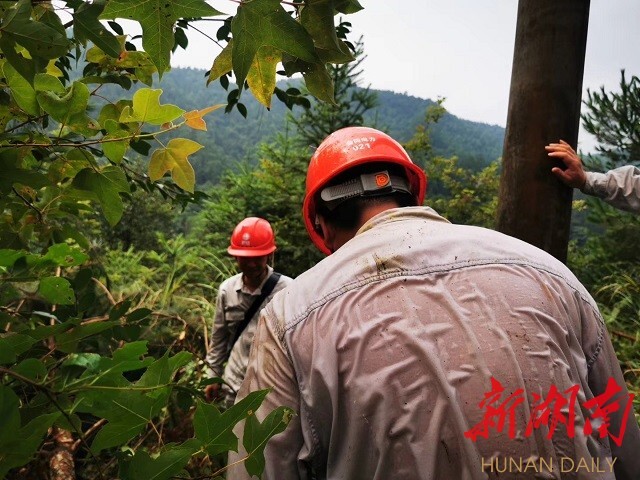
[243,267,268,291]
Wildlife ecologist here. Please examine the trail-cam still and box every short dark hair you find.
[315,162,417,231]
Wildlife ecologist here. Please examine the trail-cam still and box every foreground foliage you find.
[0,0,361,477]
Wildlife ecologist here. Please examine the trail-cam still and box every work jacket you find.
[584,165,640,213]
[228,207,640,480]
[205,266,291,400]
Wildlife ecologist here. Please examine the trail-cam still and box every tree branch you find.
[12,187,44,221]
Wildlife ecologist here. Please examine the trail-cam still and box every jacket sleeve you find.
[583,165,640,213]
[205,286,229,378]
[583,305,640,480]
[227,307,307,480]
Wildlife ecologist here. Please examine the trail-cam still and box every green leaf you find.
[0,151,50,192]
[100,0,223,76]
[207,40,233,85]
[136,352,192,388]
[120,440,199,480]
[74,0,121,58]
[0,411,60,478]
[109,299,132,322]
[86,389,167,453]
[303,62,335,104]
[119,88,185,125]
[12,358,47,381]
[0,333,36,365]
[300,0,354,63]
[148,138,202,193]
[64,341,152,379]
[193,390,269,456]
[47,149,93,184]
[1,0,70,60]
[126,308,152,322]
[81,353,190,453]
[42,243,89,267]
[34,73,65,94]
[55,321,118,354]
[0,249,26,268]
[0,386,20,446]
[38,276,75,305]
[231,0,319,88]
[243,406,295,477]
[3,62,38,115]
[36,80,90,125]
[246,46,281,109]
[72,166,130,226]
[102,119,130,163]
[334,0,364,14]
[0,35,38,84]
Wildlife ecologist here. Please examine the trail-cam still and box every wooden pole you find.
[496,0,591,262]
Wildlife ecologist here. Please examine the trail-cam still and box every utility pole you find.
[497,0,591,262]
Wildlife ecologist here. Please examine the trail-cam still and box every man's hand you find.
[545,139,587,189]
[205,383,223,402]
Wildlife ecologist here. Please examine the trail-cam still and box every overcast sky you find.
[172,1,640,152]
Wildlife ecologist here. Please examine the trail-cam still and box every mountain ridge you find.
[114,67,505,186]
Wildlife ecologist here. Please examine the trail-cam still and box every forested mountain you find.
[104,68,505,186]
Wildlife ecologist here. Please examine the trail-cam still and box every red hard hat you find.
[303,126,427,254]
[228,217,276,257]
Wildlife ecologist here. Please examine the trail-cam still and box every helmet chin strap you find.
[319,170,412,211]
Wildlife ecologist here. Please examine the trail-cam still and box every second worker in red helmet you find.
[204,217,292,406]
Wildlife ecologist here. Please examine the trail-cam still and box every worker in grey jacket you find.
[229,128,640,480]
[547,139,640,213]
[204,217,291,406]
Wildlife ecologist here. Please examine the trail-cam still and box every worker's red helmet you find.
[228,217,276,257]
[303,126,427,254]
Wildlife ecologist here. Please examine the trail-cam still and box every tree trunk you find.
[496,0,590,262]
[49,428,75,480]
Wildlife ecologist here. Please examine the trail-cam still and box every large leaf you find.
[38,276,75,305]
[41,243,88,268]
[183,104,224,131]
[334,0,364,14]
[80,353,190,453]
[148,138,202,193]
[0,35,38,84]
[242,406,295,477]
[102,119,131,163]
[207,40,233,85]
[0,386,20,446]
[3,62,38,115]
[72,166,130,226]
[119,88,184,125]
[66,341,153,382]
[231,0,319,88]
[0,249,26,268]
[0,333,36,365]
[300,0,354,64]
[36,81,90,125]
[303,62,335,104]
[1,0,70,61]
[11,358,47,382]
[246,46,281,109]
[120,440,199,480]
[73,0,121,58]
[34,73,65,94]
[100,0,222,76]
[84,387,168,453]
[193,390,269,456]
[55,321,119,354]
[0,151,49,193]
[0,386,59,477]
